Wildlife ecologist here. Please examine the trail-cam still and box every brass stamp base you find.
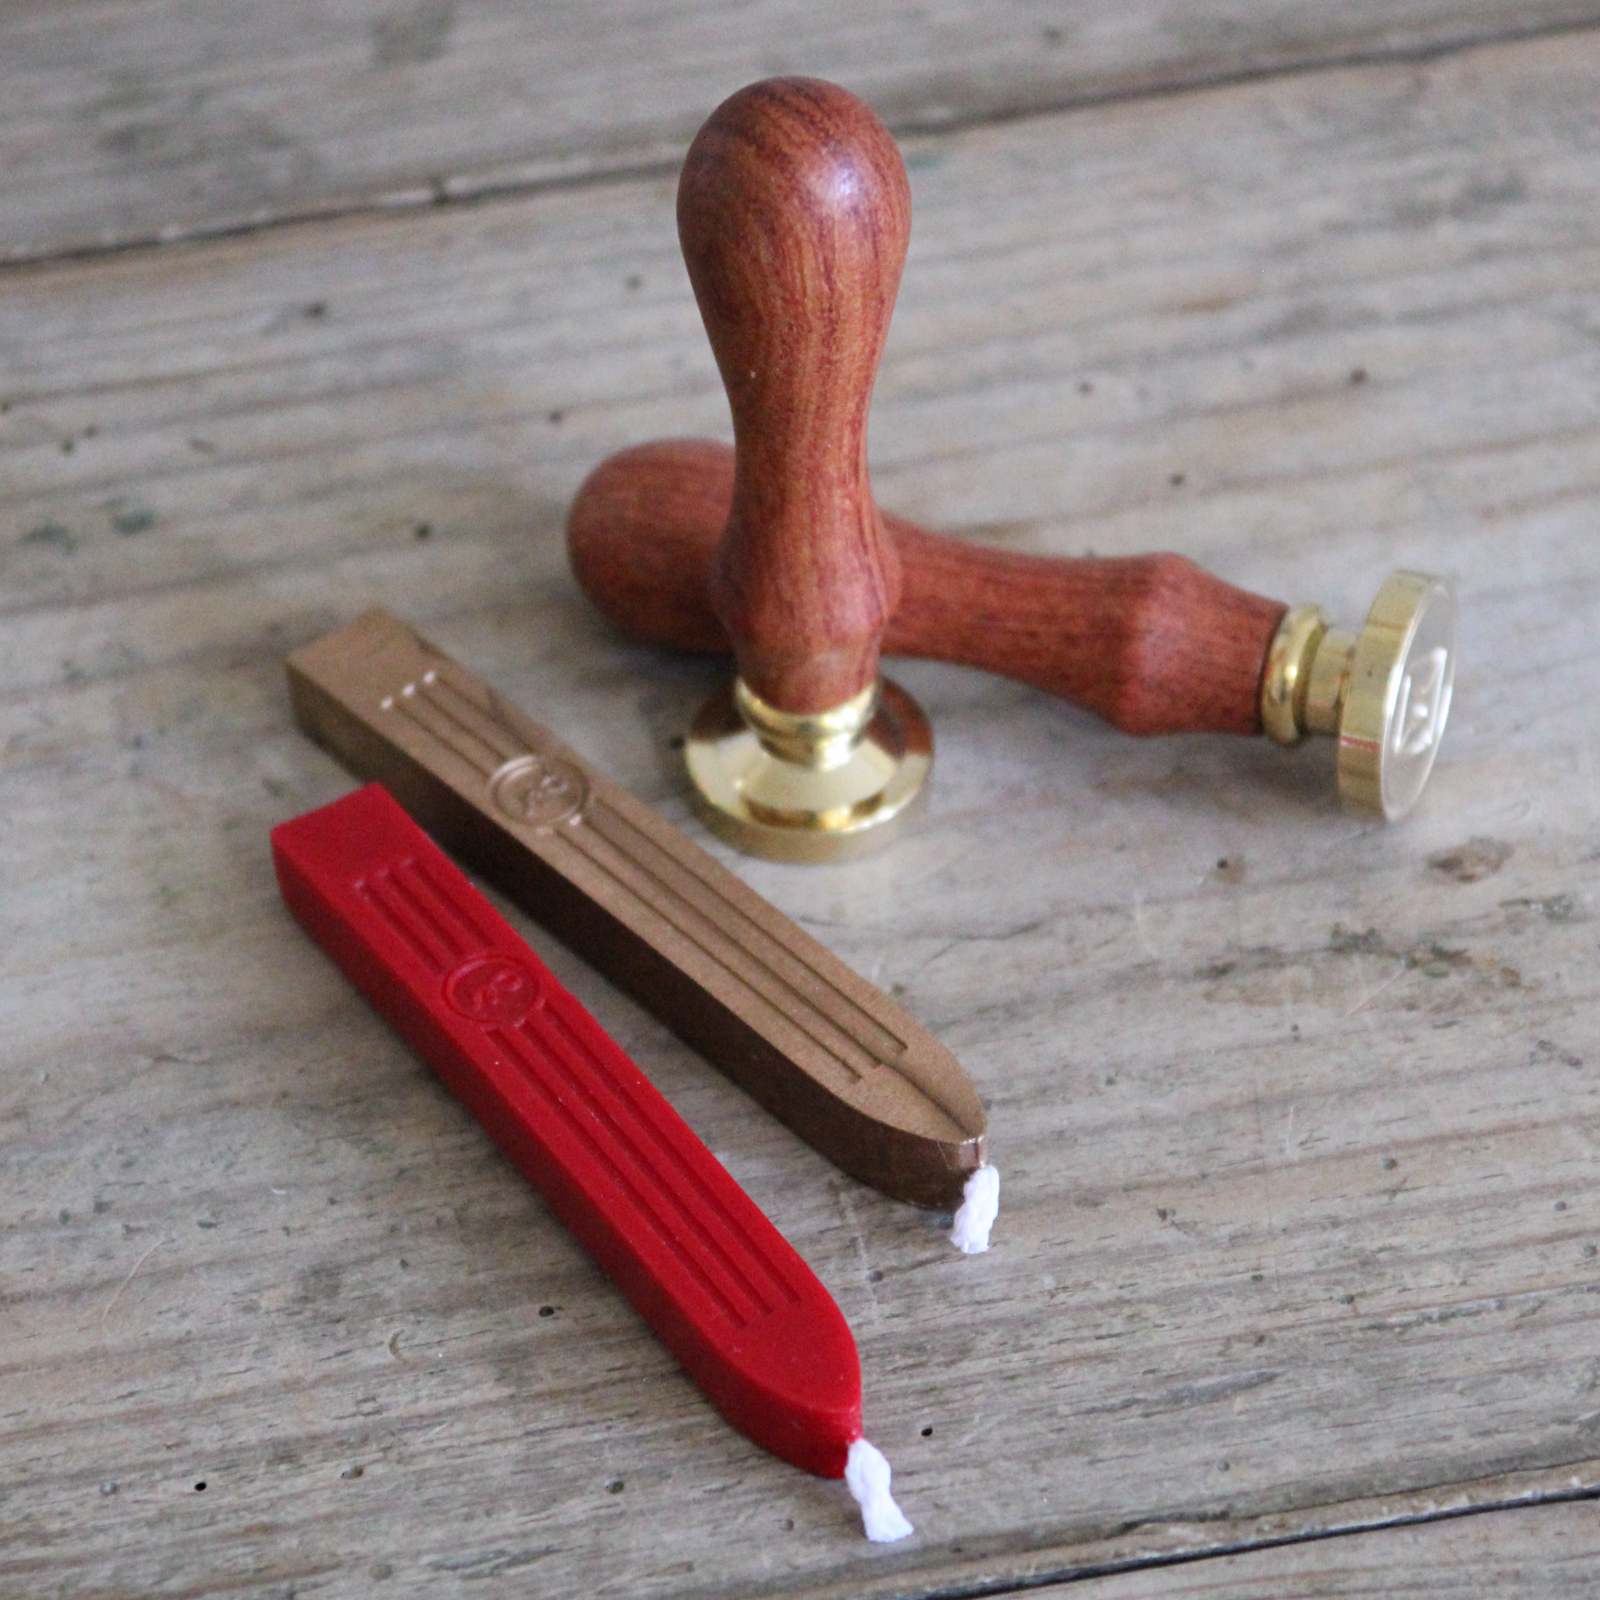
[685,678,933,862]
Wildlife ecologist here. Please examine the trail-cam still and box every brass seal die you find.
[1260,570,1457,821]
[685,676,933,862]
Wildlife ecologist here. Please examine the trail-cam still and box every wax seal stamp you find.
[675,79,930,861]
[566,439,1461,821]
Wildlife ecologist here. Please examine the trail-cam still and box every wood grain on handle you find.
[677,78,908,712]
[568,439,1289,737]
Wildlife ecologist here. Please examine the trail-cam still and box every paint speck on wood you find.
[1429,837,1514,882]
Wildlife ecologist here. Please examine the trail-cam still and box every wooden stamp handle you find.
[568,439,1289,737]
[677,78,909,713]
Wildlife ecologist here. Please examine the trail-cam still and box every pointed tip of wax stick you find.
[845,1438,914,1543]
[949,1162,1000,1254]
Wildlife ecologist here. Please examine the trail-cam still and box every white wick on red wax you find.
[845,1438,914,1542]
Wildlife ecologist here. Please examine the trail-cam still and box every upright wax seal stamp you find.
[489,751,587,830]
[674,79,933,861]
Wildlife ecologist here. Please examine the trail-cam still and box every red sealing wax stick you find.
[271,784,912,1538]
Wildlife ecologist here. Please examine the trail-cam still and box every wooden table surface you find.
[4,4,1599,1596]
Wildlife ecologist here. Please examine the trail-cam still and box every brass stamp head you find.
[684,677,933,862]
[1261,570,1457,821]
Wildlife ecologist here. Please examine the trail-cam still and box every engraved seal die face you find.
[488,751,587,829]
[1342,571,1457,821]
[444,956,544,1025]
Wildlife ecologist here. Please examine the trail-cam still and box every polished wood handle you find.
[676,78,908,713]
[568,438,1290,737]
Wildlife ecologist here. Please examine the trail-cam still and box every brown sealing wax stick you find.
[286,609,986,1209]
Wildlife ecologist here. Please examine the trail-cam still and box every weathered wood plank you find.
[3,0,1600,261]
[4,27,1600,1600]
[788,1471,1600,1599]
[1036,1499,1600,1598]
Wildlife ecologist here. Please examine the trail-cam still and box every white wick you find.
[845,1438,913,1543]
[949,1163,1000,1254]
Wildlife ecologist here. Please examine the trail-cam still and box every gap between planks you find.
[938,1491,1600,1598]
[789,1466,1600,1600]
